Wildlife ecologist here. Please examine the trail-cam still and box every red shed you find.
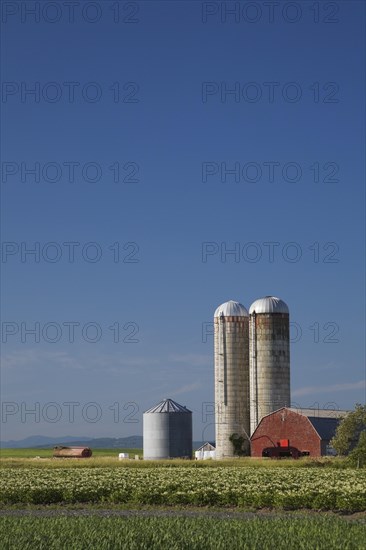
[250,407,348,458]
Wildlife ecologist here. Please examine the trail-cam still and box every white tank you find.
[249,296,290,435]
[214,300,250,458]
[118,453,129,460]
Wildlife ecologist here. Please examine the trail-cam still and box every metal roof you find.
[293,408,348,442]
[214,300,248,318]
[249,296,289,314]
[306,417,342,441]
[144,398,192,414]
[289,408,349,419]
[286,407,348,440]
[195,442,216,452]
[252,407,349,442]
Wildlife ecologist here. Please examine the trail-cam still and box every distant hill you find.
[42,436,144,449]
[0,435,88,448]
[0,435,143,449]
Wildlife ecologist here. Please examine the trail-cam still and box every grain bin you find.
[214,300,250,458]
[143,398,192,459]
[249,296,290,435]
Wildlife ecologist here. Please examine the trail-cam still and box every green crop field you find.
[1,451,365,549]
[1,515,366,550]
[1,463,365,511]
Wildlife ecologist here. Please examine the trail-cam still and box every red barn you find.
[250,407,348,458]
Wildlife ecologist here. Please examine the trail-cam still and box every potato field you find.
[1,465,366,512]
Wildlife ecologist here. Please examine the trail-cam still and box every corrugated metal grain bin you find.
[143,398,192,460]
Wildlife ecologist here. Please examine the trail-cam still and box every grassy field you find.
[0,448,354,468]
[0,448,143,459]
[1,515,366,550]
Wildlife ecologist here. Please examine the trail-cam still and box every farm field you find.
[0,448,357,468]
[0,448,143,459]
[1,514,366,550]
[1,461,365,512]
[1,452,366,549]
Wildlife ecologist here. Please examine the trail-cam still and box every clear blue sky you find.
[1,1,365,441]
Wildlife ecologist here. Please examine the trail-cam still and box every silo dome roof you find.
[214,300,248,318]
[249,296,289,314]
[144,398,192,414]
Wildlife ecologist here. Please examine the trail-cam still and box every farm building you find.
[213,296,290,458]
[196,442,215,452]
[250,407,349,458]
[143,398,192,459]
[195,442,216,460]
[53,446,92,458]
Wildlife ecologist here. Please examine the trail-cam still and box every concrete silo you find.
[143,398,192,459]
[214,300,250,458]
[249,296,290,435]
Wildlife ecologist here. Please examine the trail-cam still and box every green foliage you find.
[1,466,365,512]
[229,433,245,456]
[1,515,366,550]
[348,431,366,467]
[331,404,366,456]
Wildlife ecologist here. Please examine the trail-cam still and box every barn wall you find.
[251,408,321,457]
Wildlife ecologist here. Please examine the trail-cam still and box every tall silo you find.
[214,300,250,458]
[249,296,290,435]
[143,398,192,459]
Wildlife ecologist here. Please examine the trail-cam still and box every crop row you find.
[1,467,366,511]
[2,516,366,550]
[0,456,356,469]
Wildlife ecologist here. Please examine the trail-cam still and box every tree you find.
[330,404,366,456]
[348,431,366,467]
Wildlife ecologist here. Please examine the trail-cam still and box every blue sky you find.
[1,1,365,441]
